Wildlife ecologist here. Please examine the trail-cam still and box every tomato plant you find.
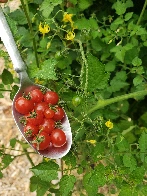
[1,0,147,195]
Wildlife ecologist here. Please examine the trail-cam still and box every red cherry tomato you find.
[39,118,55,134]
[15,96,34,115]
[44,91,59,105]
[44,108,55,119]
[23,123,39,137]
[27,110,44,125]
[30,89,44,103]
[33,131,51,150]
[53,106,65,121]
[34,102,48,114]
[51,129,66,147]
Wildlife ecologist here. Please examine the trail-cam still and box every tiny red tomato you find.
[53,106,65,121]
[33,131,51,150]
[39,118,55,134]
[51,129,66,147]
[27,110,44,126]
[30,88,44,103]
[15,96,34,115]
[35,102,49,114]
[23,123,39,137]
[44,91,59,105]
[44,108,55,119]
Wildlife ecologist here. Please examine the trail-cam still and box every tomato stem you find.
[87,90,147,115]
[136,0,147,25]
[20,0,39,68]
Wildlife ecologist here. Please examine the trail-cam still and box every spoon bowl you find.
[0,7,72,159]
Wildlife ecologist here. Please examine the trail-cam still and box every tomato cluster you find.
[15,88,66,150]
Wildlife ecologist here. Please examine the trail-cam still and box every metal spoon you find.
[0,6,72,159]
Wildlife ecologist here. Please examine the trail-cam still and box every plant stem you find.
[24,149,35,167]
[20,0,39,68]
[137,0,147,25]
[76,39,88,95]
[87,90,147,115]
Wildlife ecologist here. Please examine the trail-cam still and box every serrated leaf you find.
[75,17,98,30]
[133,75,143,86]
[78,0,92,10]
[10,85,19,100]
[123,154,137,171]
[0,171,3,178]
[83,164,106,195]
[59,175,76,196]
[2,69,13,85]
[124,12,133,21]
[132,57,142,66]
[2,154,15,169]
[35,59,57,80]
[40,0,62,18]
[85,53,109,92]
[115,135,130,152]
[30,176,49,196]
[112,0,133,15]
[62,152,76,167]
[31,161,59,182]
[10,138,17,148]
[9,9,27,25]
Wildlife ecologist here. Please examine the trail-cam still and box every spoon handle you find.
[0,6,26,73]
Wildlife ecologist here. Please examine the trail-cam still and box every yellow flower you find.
[66,31,75,41]
[87,140,97,145]
[39,22,50,38]
[34,78,43,85]
[44,158,50,162]
[105,119,113,129]
[63,12,73,24]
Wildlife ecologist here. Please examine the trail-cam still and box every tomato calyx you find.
[22,92,32,100]
[32,134,45,150]
[40,86,47,94]
[19,116,27,125]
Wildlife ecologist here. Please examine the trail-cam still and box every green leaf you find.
[139,132,147,162]
[112,0,133,15]
[2,69,13,85]
[62,152,76,168]
[83,164,106,195]
[0,171,3,178]
[69,0,77,5]
[110,17,124,30]
[10,85,19,100]
[130,166,145,184]
[40,0,62,18]
[91,37,104,52]
[123,154,137,171]
[85,53,109,92]
[78,0,92,10]
[35,59,57,80]
[119,186,137,196]
[75,17,98,30]
[110,45,126,63]
[133,75,143,86]
[2,154,15,169]
[105,61,116,72]
[124,12,133,21]
[10,138,17,148]
[115,134,130,152]
[31,161,59,182]
[30,176,49,196]
[9,9,27,25]
[6,16,18,35]
[59,175,76,196]
[132,57,142,66]
[91,142,105,161]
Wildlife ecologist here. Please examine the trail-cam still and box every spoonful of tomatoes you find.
[0,6,72,159]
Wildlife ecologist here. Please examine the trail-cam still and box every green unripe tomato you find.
[72,96,82,107]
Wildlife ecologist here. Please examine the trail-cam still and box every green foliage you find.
[1,0,147,195]
[31,161,59,182]
[59,175,76,196]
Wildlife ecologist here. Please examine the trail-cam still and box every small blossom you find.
[63,12,73,24]
[44,158,50,162]
[65,31,75,41]
[105,119,113,129]
[39,22,50,38]
[34,78,43,85]
[86,140,97,145]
